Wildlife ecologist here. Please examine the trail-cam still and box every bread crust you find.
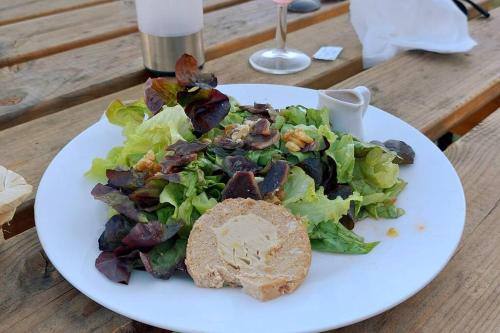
[186,198,311,301]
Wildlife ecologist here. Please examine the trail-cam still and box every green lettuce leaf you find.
[192,192,217,214]
[306,107,330,127]
[246,148,282,166]
[359,147,399,189]
[86,105,195,180]
[106,99,151,132]
[159,183,184,208]
[286,189,354,230]
[282,166,316,205]
[320,126,355,183]
[282,106,307,125]
[140,238,187,279]
[310,221,379,254]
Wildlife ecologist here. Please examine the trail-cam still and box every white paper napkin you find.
[350,0,477,68]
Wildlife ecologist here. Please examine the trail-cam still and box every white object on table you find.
[135,0,203,37]
[350,0,477,68]
[0,166,32,236]
[313,46,343,61]
[318,86,371,139]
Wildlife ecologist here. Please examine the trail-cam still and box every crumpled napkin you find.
[0,166,32,226]
[350,0,477,68]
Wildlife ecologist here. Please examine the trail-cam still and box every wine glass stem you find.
[275,4,287,50]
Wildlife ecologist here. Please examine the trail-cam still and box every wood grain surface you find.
[335,109,500,333]
[2,107,499,332]
[0,0,348,128]
[2,8,500,237]
[203,0,251,12]
[333,10,500,141]
[0,228,131,332]
[0,13,360,236]
[0,0,114,26]
[0,0,258,67]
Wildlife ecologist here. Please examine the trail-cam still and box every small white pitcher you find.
[317,86,371,139]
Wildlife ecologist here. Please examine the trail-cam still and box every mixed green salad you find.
[88,55,415,284]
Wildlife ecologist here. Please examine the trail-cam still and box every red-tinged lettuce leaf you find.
[183,89,230,135]
[121,221,182,249]
[144,77,180,114]
[106,169,146,192]
[140,238,187,279]
[127,177,168,209]
[128,185,163,209]
[259,160,289,195]
[91,184,147,223]
[98,215,137,251]
[175,54,217,89]
[95,251,132,284]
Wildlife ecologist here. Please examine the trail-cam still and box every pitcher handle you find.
[353,86,371,117]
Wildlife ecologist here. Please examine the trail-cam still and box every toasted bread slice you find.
[186,198,311,301]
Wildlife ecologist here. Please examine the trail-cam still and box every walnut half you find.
[282,129,314,152]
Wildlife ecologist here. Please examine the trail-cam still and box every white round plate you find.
[35,84,465,333]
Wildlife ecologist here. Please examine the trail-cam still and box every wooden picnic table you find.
[0,0,499,332]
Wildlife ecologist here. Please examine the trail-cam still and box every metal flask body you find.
[140,31,205,76]
[135,0,205,76]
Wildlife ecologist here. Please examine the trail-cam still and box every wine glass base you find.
[249,48,311,75]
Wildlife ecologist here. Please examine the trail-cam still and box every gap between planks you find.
[0,0,348,68]
[0,0,349,129]
[2,7,500,238]
[0,0,251,27]
[0,0,114,27]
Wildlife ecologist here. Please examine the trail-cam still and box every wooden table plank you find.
[0,0,347,68]
[204,0,252,12]
[0,12,361,238]
[2,106,499,332]
[0,0,348,129]
[3,7,499,237]
[0,0,114,26]
[336,108,500,333]
[333,11,500,141]
[0,228,131,332]
[0,0,252,67]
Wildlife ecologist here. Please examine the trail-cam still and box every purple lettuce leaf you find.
[91,184,147,222]
[121,221,182,249]
[98,214,137,251]
[106,169,146,192]
[140,238,187,280]
[144,77,180,114]
[182,89,230,135]
[166,140,208,155]
[161,153,198,174]
[95,251,132,284]
[175,54,217,89]
[128,177,169,209]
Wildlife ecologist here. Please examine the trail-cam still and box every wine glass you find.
[249,0,311,74]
